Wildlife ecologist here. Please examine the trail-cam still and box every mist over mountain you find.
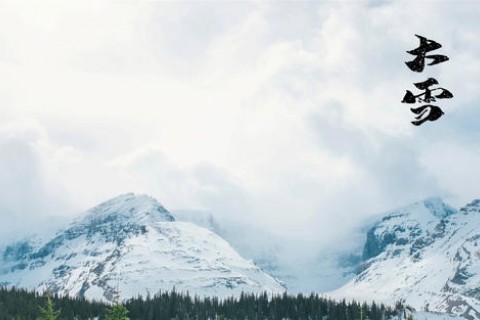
[0,194,285,301]
[173,209,363,293]
[3,193,480,319]
[333,198,480,320]
[175,197,480,320]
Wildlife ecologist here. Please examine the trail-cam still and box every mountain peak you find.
[361,197,456,261]
[83,193,174,224]
[0,194,285,301]
[459,198,480,215]
[56,193,175,245]
[335,197,480,318]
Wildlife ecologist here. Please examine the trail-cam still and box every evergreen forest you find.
[0,287,405,320]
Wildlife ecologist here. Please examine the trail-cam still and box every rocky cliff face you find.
[361,198,457,261]
[333,198,480,320]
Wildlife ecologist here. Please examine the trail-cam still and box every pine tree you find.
[359,305,365,320]
[105,303,130,320]
[37,296,61,320]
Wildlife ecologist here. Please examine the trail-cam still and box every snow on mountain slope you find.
[0,194,285,301]
[173,210,288,286]
[332,198,480,320]
[391,311,464,320]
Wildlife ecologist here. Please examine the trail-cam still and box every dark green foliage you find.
[0,286,404,320]
[105,303,129,320]
[0,287,105,320]
[37,296,61,320]
[124,291,400,320]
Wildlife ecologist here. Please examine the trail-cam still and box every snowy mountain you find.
[172,210,288,287]
[332,198,480,320]
[0,193,285,302]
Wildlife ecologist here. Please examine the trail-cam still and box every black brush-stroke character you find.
[405,35,449,72]
[402,78,453,104]
[410,105,444,126]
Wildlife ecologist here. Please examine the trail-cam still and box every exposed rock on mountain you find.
[333,198,480,320]
[0,194,285,301]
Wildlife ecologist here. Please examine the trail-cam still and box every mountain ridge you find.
[332,197,480,320]
[0,193,285,302]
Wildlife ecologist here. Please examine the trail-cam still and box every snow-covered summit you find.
[361,198,457,261]
[333,197,480,319]
[49,193,176,247]
[82,193,174,223]
[0,194,285,301]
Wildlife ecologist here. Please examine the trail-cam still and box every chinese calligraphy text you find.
[402,35,453,126]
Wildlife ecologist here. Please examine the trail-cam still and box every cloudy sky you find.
[1,0,480,244]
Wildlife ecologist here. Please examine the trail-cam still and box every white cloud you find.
[0,0,480,250]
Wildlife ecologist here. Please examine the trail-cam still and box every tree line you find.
[0,286,406,320]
